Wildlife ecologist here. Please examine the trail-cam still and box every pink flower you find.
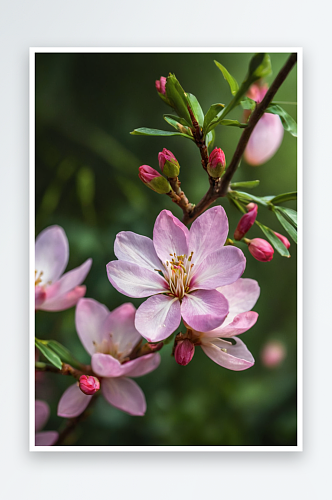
[261,340,286,367]
[79,375,100,395]
[138,165,171,194]
[244,83,284,166]
[234,203,258,240]
[35,400,58,446]
[274,231,291,249]
[247,238,274,262]
[35,225,92,311]
[187,278,259,370]
[155,76,167,95]
[107,207,246,342]
[207,148,226,178]
[57,299,161,417]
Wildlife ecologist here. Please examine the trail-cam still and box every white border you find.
[30,47,302,452]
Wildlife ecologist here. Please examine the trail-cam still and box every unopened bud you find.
[158,148,180,177]
[261,340,286,368]
[247,238,274,262]
[155,76,167,95]
[79,375,100,395]
[207,148,226,178]
[274,231,291,249]
[174,339,195,366]
[138,165,171,194]
[234,203,258,240]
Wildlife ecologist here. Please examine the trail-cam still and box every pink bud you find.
[207,148,226,178]
[155,76,167,95]
[79,375,100,395]
[234,203,258,240]
[174,339,195,366]
[138,165,161,184]
[138,165,171,194]
[248,238,274,262]
[261,340,286,368]
[158,148,180,177]
[274,231,291,249]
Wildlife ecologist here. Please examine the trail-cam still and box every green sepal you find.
[148,175,172,194]
[35,338,63,370]
[157,92,173,107]
[265,104,297,137]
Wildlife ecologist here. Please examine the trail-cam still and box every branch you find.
[35,361,92,379]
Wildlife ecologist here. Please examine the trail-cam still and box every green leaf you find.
[35,338,62,369]
[206,129,215,149]
[163,115,193,136]
[265,104,297,137]
[203,103,225,134]
[47,340,84,370]
[270,191,297,204]
[218,119,247,128]
[248,53,272,81]
[165,74,192,125]
[274,210,297,244]
[232,190,270,207]
[214,60,239,96]
[230,180,260,189]
[130,127,193,140]
[255,222,290,257]
[274,206,297,228]
[240,97,256,111]
[186,93,204,127]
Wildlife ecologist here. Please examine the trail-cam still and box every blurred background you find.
[35,52,297,447]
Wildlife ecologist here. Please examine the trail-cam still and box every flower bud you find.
[79,375,100,395]
[155,76,167,95]
[247,238,274,262]
[138,165,171,194]
[207,148,226,178]
[274,231,291,249]
[234,203,258,240]
[261,340,286,368]
[174,339,195,366]
[158,148,180,177]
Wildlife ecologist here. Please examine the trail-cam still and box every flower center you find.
[35,270,44,287]
[163,252,195,300]
[93,334,133,362]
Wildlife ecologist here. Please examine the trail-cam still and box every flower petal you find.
[35,400,50,432]
[75,298,110,356]
[35,431,59,446]
[153,210,189,263]
[101,303,141,359]
[217,278,260,315]
[57,383,92,418]
[202,311,259,338]
[244,113,284,166]
[188,206,229,265]
[135,294,181,342]
[44,258,92,303]
[107,260,167,298]
[39,285,86,312]
[201,337,255,371]
[116,353,161,378]
[114,231,162,271]
[181,289,229,332]
[191,247,246,290]
[35,225,69,285]
[102,377,146,416]
[35,287,46,310]
[91,353,123,377]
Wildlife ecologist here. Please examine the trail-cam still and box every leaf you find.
[230,180,260,189]
[206,129,215,149]
[265,104,297,137]
[186,93,204,127]
[165,74,192,125]
[270,191,297,204]
[214,60,239,96]
[163,115,193,136]
[130,127,193,140]
[248,53,272,81]
[203,103,225,134]
[240,97,256,111]
[47,340,84,370]
[274,206,297,228]
[232,190,270,207]
[274,210,297,244]
[35,338,62,369]
[255,222,290,258]
[218,119,247,128]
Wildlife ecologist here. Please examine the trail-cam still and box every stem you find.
[35,361,92,379]
[182,53,297,226]
[167,178,194,215]
[55,394,99,446]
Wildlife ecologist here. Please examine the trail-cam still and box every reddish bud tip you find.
[174,339,195,366]
[79,375,100,395]
[138,165,161,184]
[158,148,180,177]
[274,231,291,249]
[155,76,167,95]
[207,148,226,178]
[138,165,171,194]
[248,238,274,262]
[234,203,258,240]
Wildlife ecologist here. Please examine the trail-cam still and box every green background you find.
[35,52,297,446]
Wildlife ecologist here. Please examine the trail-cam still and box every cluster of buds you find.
[79,375,100,395]
[207,148,226,178]
[139,148,182,195]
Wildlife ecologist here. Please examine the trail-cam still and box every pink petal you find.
[75,298,110,356]
[188,206,229,265]
[35,225,69,285]
[181,289,229,332]
[191,247,246,290]
[135,294,181,342]
[43,258,92,303]
[201,337,254,371]
[39,285,86,312]
[116,353,161,378]
[101,303,141,359]
[91,353,123,377]
[244,113,284,166]
[202,311,259,338]
[217,278,260,315]
[102,377,146,416]
[57,383,92,418]
[107,260,167,298]
[35,431,59,446]
[114,231,162,271]
[35,286,46,310]
[35,400,50,432]
[153,210,189,263]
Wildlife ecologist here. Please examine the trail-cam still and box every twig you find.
[35,361,92,380]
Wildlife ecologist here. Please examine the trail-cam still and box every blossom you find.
[185,278,259,370]
[155,76,167,95]
[207,148,226,178]
[247,238,274,262]
[57,299,161,417]
[107,206,246,342]
[35,400,58,446]
[79,375,100,395]
[234,203,258,240]
[244,82,284,166]
[158,148,180,177]
[274,231,291,249]
[35,225,92,311]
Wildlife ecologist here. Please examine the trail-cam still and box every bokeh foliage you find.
[35,52,297,446]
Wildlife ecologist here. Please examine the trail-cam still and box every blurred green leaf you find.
[248,53,272,81]
[240,97,256,110]
[255,222,290,257]
[230,180,260,189]
[206,129,215,149]
[203,103,225,134]
[186,93,204,127]
[275,206,297,228]
[130,127,193,140]
[274,209,297,244]
[47,340,84,369]
[35,338,62,369]
[270,192,297,204]
[266,104,297,137]
[165,74,192,125]
[214,60,239,95]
